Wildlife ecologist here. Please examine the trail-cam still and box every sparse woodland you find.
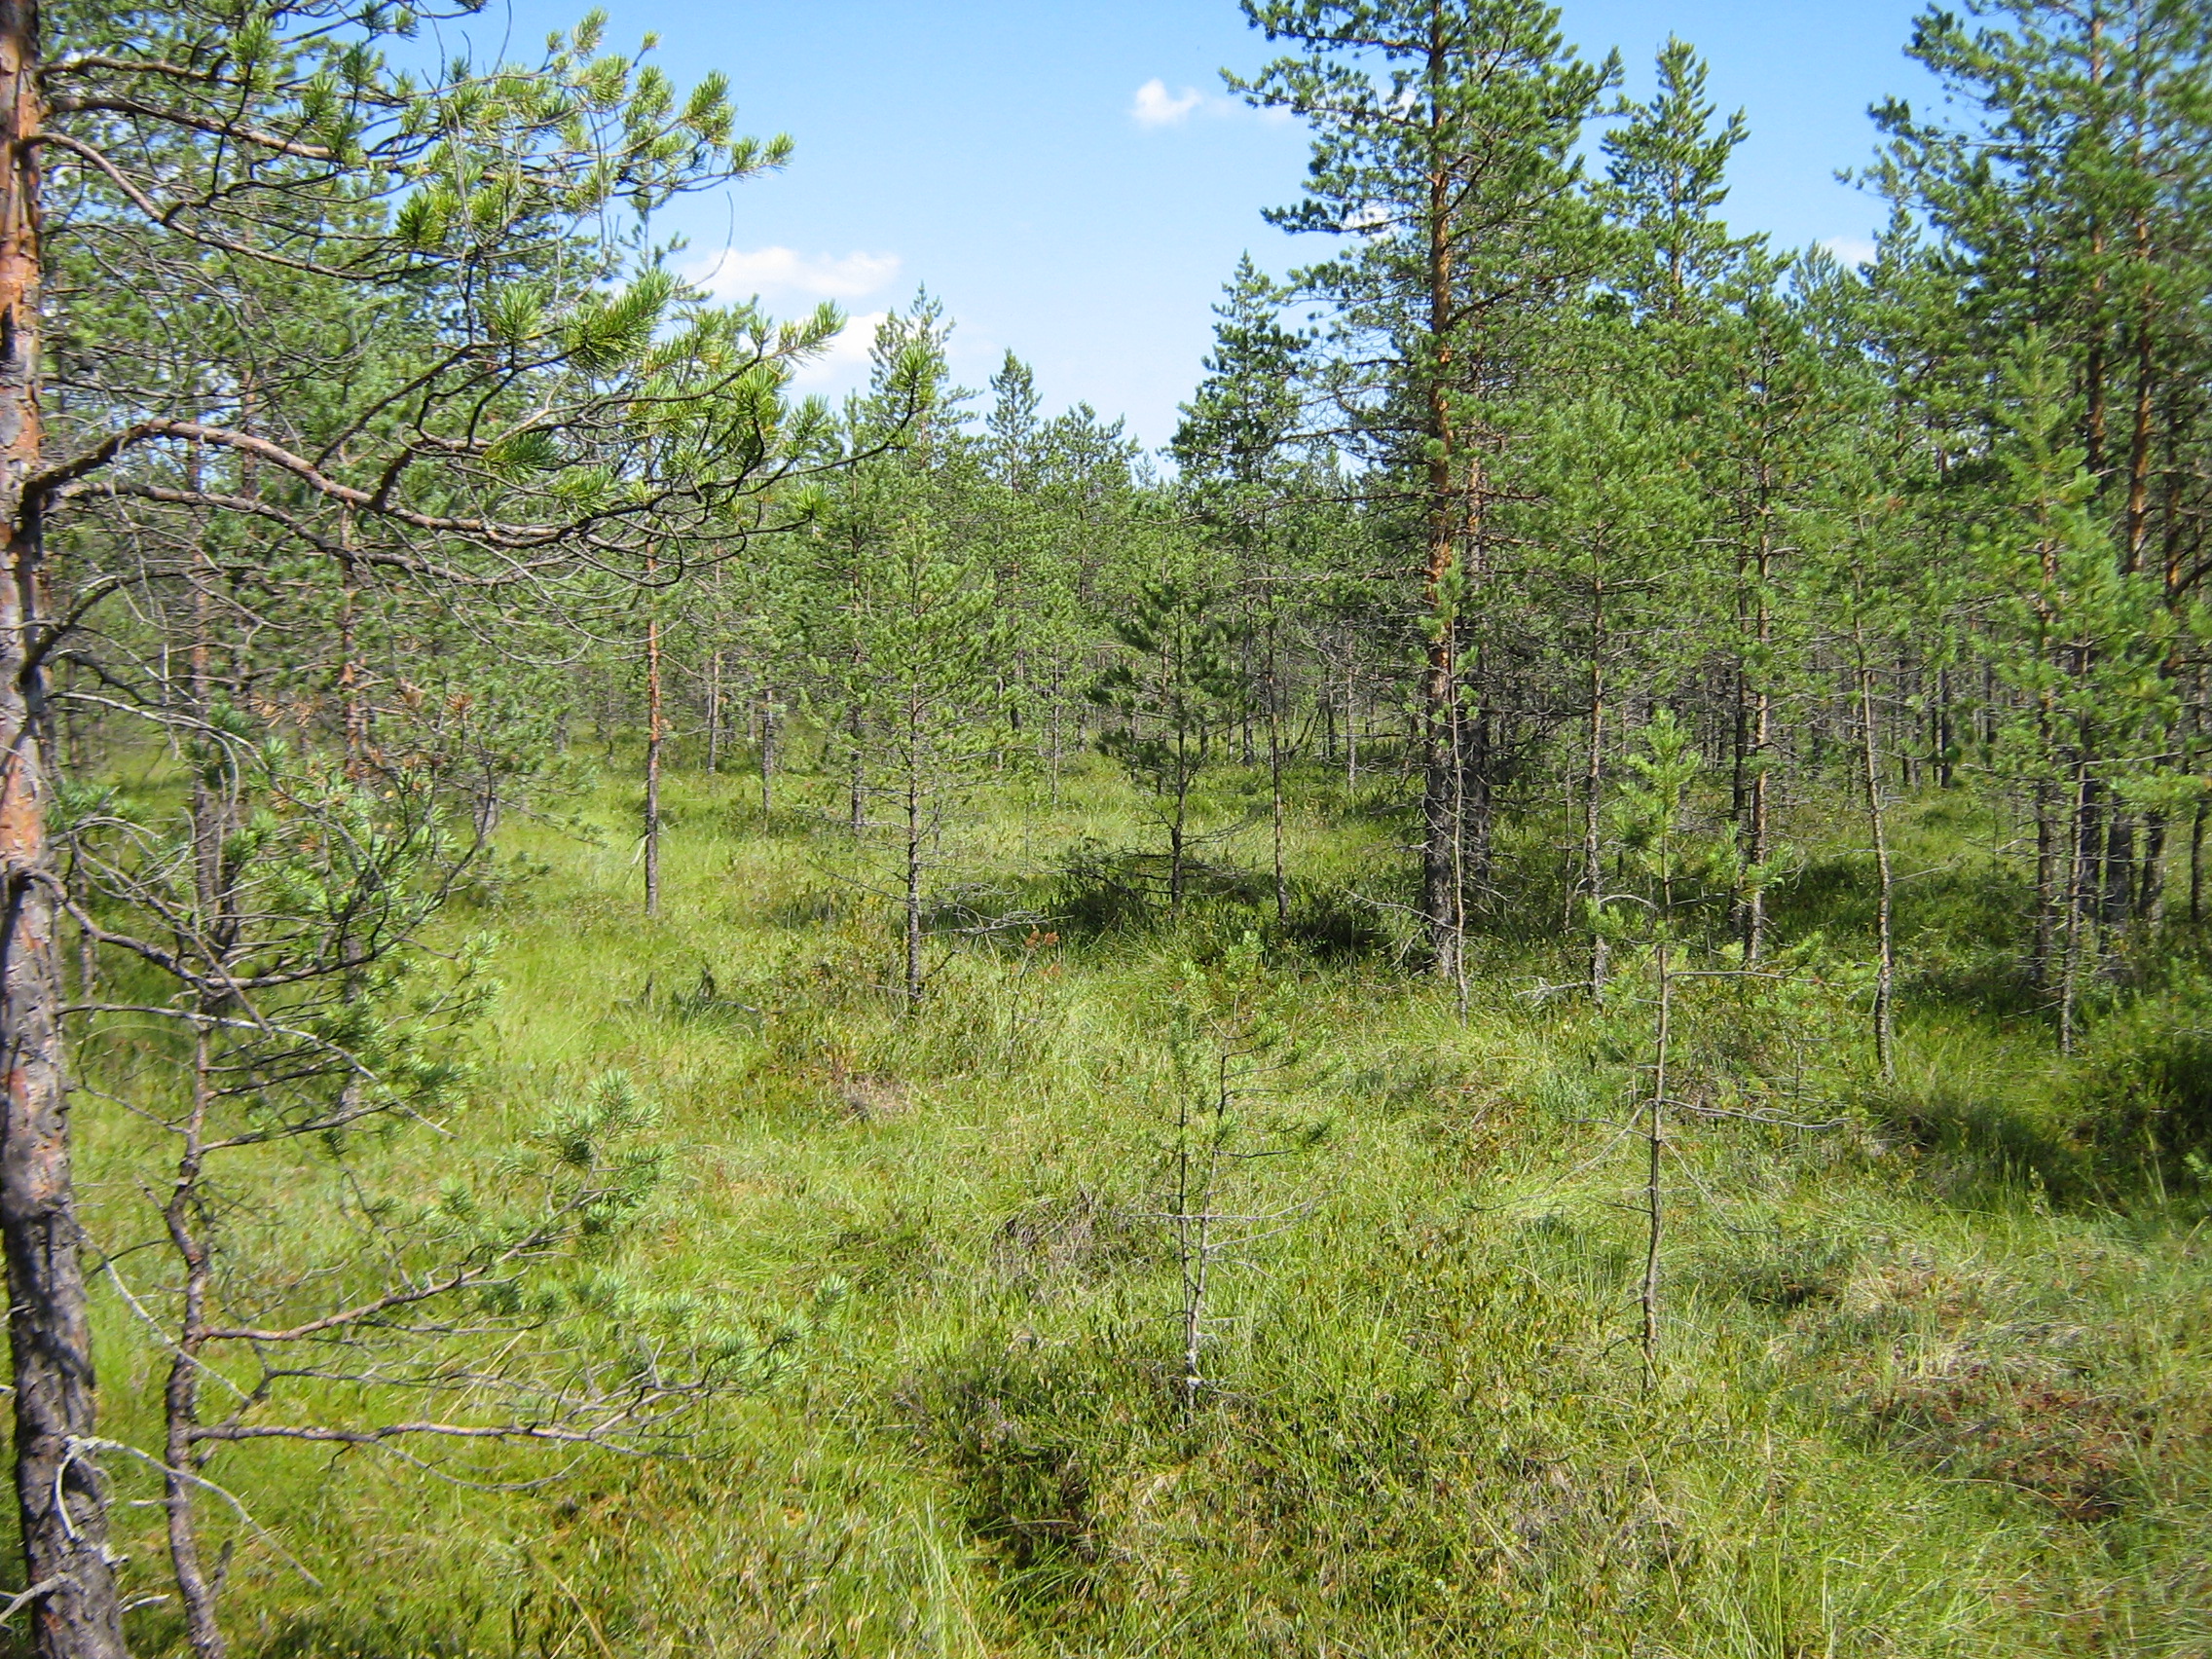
[0,0,2208,1654]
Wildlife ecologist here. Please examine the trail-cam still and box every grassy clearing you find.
[75,750,2212,1657]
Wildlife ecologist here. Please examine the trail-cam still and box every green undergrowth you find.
[77,757,2212,1657]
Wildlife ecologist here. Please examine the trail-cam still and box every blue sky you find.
[482,1,1941,449]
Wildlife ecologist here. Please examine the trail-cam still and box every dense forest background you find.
[0,0,2207,1654]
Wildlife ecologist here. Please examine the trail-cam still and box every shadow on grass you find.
[1862,1026,2094,1206]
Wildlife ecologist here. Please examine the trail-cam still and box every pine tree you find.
[1234,0,1617,976]
[14,7,835,1641]
[1090,550,1247,918]
[1174,256,1312,919]
[849,516,1007,1005]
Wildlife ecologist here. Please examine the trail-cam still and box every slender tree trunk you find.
[170,464,229,1659]
[1745,565,1770,970]
[1048,657,1062,808]
[1169,777,1188,918]
[757,678,775,819]
[2033,786,2057,987]
[1320,667,1336,766]
[2139,809,2166,928]
[2084,318,2108,487]
[1730,660,1748,829]
[1419,21,1465,980]
[903,722,923,1008]
[643,573,662,918]
[2191,793,2205,926]
[1237,635,1253,765]
[1855,623,1896,1082]
[1421,580,1460,977]
[2060,766,2094,1054]
[187,434,224,940]
[336,538,365,778]
[1174,1069,1217,1418]
[1267,615,1286,924]
[847,696,865,839]
[0,5,129,1644]
[1935,668,1954,790]
[2101,807,2133,936]
[1466,678,1493,898]
[1979,659,1997,764]
[2032,688,2059,989]
[1345,663,1358,791]
[2122,238,2156,573]
[705,647,721,776]
[1735,495,1774,961]
[1448,659,1469,1022]
[1640,929,1672,1389]
[163,1032,224,1659]
[1585,592,1607,1003]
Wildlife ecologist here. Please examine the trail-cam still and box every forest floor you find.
[89,751,2212,1658]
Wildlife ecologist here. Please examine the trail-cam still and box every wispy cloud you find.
[1820,236,1880,269]
[1130,78,1293,130]
[789,310,888,389]
[1131,78,1205,128]
[687,245,903,304]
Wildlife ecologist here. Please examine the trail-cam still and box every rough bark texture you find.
[0,4,131,1649]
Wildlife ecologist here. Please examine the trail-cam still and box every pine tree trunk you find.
[1641,930,1672,1389]
[1855,623,1896,1081]
[1346,664,1358,791]
[1585,582,1607,1003]
[0,5,130,1644]
[1733,499,1774,961]
[903,721,923,1007]
[2122,239,2156,572]
[2139,809,2166,928]
[1419,21,1464,980]
[1466,680,1494,898]
[2033,789,2056,987]
[705,648,721,775]
[1448,670,1469,1022]
[644,585,662,917]
[188,433,224,935]
[163,1031,224,1659]
[2033,688,2060,990]
[1170,719,1190,918]
[758,679,775,819]
[848,697,864,838]
[1238,634,1253,765]
[2191,794,2205,926]
[2060,767,2095,1053]
[337,538,365,777]
[2101,806,2133,935]
[1420,597,1459,977]
[1935,667,1954,789]
[1047,656,1062,808]
[1268,615,1286,924]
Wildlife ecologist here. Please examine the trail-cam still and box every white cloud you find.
[687,245,902,304]
[1132,78,1204,128]
[789,310,888,389]
[1821,236,1880,269]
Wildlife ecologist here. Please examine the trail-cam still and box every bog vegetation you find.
[0,0,2206,1654]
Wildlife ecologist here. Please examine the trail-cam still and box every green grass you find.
[74,753,2212,1657]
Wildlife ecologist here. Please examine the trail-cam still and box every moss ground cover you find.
[81,752,2212,1658]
